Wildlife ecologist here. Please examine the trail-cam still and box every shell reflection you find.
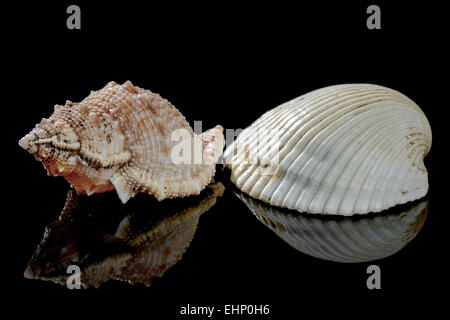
[235,191,428,263]
[24,182,224,287]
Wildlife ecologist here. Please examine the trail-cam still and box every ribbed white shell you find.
[235,191,428,263]
[224,84,432,215]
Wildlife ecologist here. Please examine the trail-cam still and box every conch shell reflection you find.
[235,190,428,263]
[24,182,224,287]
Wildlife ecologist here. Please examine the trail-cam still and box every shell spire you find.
[19,81,225,203]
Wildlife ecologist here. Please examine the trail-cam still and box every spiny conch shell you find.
[223,84,432,215]
[24,182,225,288]
[19,81,225,203]
[234,190,428,263]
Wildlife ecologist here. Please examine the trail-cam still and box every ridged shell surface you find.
[19,81,225,203]
[224,84,431,215]
[235,190,428,263]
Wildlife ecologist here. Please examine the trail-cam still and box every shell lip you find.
[230,181,429,221]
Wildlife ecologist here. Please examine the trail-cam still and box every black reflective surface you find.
[24,168,431,288]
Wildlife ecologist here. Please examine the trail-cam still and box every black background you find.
[4,1,448,318]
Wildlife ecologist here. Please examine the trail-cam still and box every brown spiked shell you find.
[19,81,225,203]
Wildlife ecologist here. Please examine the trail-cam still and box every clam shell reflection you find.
[24,182,224,288]
[235,191,428,263]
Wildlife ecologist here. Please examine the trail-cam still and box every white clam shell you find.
[235,190,428,263]
[224,84,432,215]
